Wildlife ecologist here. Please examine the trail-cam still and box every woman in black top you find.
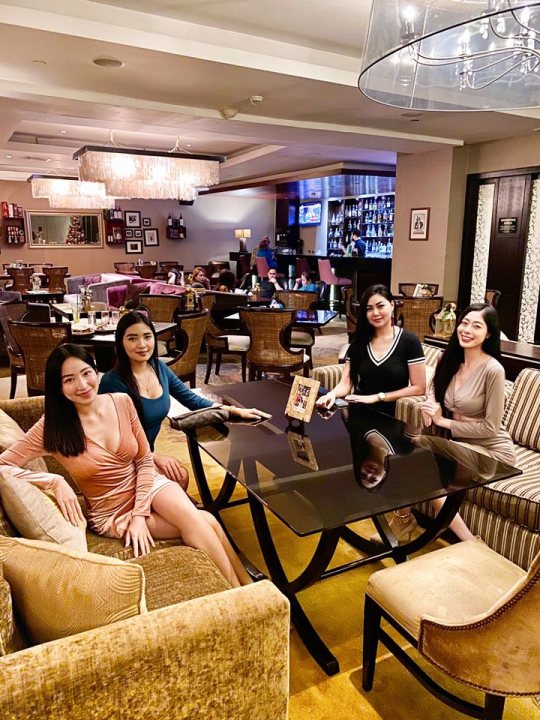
[317,284,426,416]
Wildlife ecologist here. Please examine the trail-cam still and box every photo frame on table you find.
[125,240,143,254]
[133,229,143,238]
[124,229,133,239]
[285,376,320,423]
[142,217,151,227]
[144,228,159,247]
[124,210,141,228]
[287,430,319,471]
[409,208,430,241]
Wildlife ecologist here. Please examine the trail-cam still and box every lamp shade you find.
[359,0,540,111]
[235,228,252,239]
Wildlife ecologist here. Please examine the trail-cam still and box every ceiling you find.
[0,0,539,193]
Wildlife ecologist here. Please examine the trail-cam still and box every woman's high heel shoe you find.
[370,512,418,544]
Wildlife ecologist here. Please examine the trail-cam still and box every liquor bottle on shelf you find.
[179,213,184,227]
[167,214,172,226]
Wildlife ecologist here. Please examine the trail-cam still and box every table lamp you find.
[235,228,251,252]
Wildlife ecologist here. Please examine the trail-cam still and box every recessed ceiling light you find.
[186,143,192,148]
[45,158,51,162]
[32,59,47,65]
[92,56,124,69]
[5,154,12,159]
[60,130,68,134]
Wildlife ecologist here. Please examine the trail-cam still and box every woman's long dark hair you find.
[113,311,159,426]
[349,284,394,390]
[43,344,97,457]
[433,303,501,406]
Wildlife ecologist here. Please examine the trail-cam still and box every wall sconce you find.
[234,228,251,252]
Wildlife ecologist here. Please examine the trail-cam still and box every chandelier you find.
[29,175,116,209]
[73,146,225,200]
[359,1,540,111]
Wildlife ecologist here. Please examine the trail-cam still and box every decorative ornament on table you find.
[435,302,457,338]
[79,286,93,312]
[30,273,41,292]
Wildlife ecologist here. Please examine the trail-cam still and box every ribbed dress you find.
[0,393,154,538]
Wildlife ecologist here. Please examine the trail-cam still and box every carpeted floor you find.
[1,319,538,719]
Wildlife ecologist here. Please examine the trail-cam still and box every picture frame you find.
[124,210,141,228]
[142,217,151,227]
[144,228,159,247]
[285,376,321,422]
[409,208,430,241]
[124,229,133,239]
[287,430,319,471]
[133,229,143,238]
[125,239,143,254]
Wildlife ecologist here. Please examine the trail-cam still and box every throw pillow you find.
[0,536,146,645]
[0,408,48,473]
[0,471,87,551]
[0,566,26,655]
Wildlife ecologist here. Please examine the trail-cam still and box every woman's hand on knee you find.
[154,453,189,489]
[125,515,155,558]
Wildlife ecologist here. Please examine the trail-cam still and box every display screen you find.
[299,202,322,226]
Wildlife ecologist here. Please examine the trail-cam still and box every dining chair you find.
[208,260,231,281]
[160,261,184,273]
[275,290,318,312]
[295,257,312,278]
[6,267,33,293]
[239,307,310,380]
[43,266,68,293]
[200,294,249,383]
[9,321,72,396]
[485,289,501,308]
[317,259,351,316]
[395,296,443,341]
[163,310,208,387]
[140,294,182,323]
[398,282,440,297]
[114,262,135,274]
[135,262,158,279]
[362,541,540,720]
[0,302,27,398]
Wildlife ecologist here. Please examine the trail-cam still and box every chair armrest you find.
[311,364,343,391]
[0,580,290,720]
[395,396,425,426]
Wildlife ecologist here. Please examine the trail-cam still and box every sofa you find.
[107,280,185,309]
[312,345,540,570]
[0,397,290,720]
[65,273,144,305]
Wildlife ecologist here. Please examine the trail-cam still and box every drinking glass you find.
[71,302,80,324]
[111,310,120,326]
[100,309,109,327]
[87,311,96,328]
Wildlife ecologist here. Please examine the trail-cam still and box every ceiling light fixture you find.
[220,106,240,119]
[359,1,540,111]
[29,174,116,209]
[73,144,225,200]
[92,56,124,68]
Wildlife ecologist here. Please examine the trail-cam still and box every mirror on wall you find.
[26,211,104,248]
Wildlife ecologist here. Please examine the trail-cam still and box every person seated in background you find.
[190,266,211,290]
[293,271,318,292]
[260,268,284,299]
[256,236,278,269]
[215,269,237,293]
[167,268,185,285]
[352,230,367,257]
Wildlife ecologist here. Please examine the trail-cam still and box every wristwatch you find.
[377,392,386,402]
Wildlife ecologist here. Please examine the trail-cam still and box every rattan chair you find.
[398,282,439,297]
[395,296,443,341]
[135,262,158,279]
[9,321,71,396]
[6,267,33,293]
[485,289,501,308]
[275,290,318,311]
[140,294,182,323]
[200,294,249,383]
[341,286,357,339]
[163,310,208,387]
[42,266,68,293]
[160,261,184,273]
[239,307,310,380]
[363,542,540,720]
[114,262,135,274]
[0,302,27,398]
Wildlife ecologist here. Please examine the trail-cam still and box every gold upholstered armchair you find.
[362,540,540,720]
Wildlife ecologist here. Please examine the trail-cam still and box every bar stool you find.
[317,259,351,317]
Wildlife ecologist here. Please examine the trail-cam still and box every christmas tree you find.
[65,216,86,244]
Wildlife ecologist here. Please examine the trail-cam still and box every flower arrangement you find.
[435,302,457,337]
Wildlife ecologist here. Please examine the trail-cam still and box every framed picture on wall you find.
[133,229,143,238]
[410,208,430,240]
[124,210,141,228]
[125,229,133,239]
[125,240,143,254]
[143,217,151,227]
[144,228,159,247]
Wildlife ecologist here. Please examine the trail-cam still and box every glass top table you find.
[180,379,521,675]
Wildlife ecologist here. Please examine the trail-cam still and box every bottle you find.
[179,213,184,227]
[167,213,172,227]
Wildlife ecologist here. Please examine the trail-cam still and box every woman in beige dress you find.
[421,303,515,541]
[0,344,252,587]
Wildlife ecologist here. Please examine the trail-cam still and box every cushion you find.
[0,408,48,473]
[106,284,127,309]
[504,368,540,451]
[290,330,314,347]
[0,566,26,655]
[222,334,250,352]
[0,536,146,645]
[148,281,184,295]
[0,470,87,551]
[82,274,101,286]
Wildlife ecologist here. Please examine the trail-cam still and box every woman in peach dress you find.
[0,344,251,587]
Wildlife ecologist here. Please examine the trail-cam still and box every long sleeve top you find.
[0,393,155,539]
[99,361,212,449]
[443,357,515,465]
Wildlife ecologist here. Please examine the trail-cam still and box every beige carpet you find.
[1,319,538,719]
